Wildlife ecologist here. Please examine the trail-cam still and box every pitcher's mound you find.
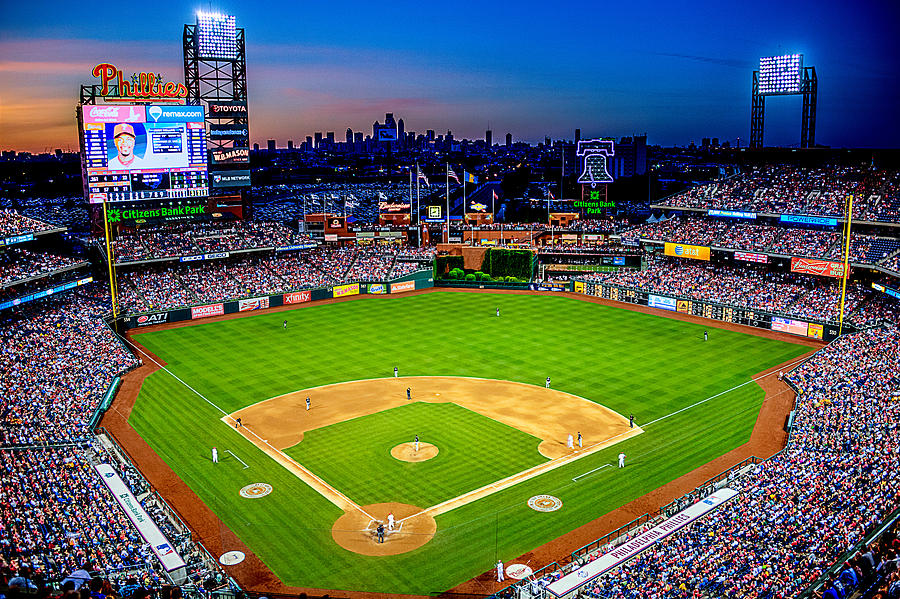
[332,503,436,556]
[391,442,438,462]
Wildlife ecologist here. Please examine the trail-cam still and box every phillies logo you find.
[92,63,187,99]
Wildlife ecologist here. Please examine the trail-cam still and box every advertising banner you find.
[208,123,250,139]
[547,489,739,597]
[780,214,838,227]
[708,210,757,219]
[210,147,250,164]
[391,280,416,293]
[191,303,224,319]
[283,290,311,304]
[210,170,251,188]
[379,201,411,213]
[239,296,270,312]
[677,300,691,313]
[648,294,677,311]
[326,216,345,231]
[206,101,248,118]
[790,257,846,278]
[135,313,168,327]
[807,323,824,339]
[734,251,768,263]
[1,233,35,247]
[574,281,585,293]
[94,464,186,571]
[333,283,360,298]
[772,316,809,336]
[664,243,710,261]
[368,284,387,294]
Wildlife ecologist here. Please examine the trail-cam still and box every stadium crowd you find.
[582,256,900,325]
[513,325,900,599]
[111,221,312,263]
[0,249,86,286]
[0,210,56,238]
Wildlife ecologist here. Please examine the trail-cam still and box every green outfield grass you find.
[130,291,810,594]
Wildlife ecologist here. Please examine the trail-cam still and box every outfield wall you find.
[122,275,434,329]
[575,279,851,342]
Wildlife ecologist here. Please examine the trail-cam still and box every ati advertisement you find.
[283,290,312,304]
[135,313,168,327]
[664,243,710,261]
[82,105,208,203]
[790,257,847,278]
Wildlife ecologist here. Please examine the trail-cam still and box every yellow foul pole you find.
[837,194,853,336]
[102,197,118,322]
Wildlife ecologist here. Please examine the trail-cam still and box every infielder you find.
[567,434,574,450]
[496,559,504,582]
[414,434,419,452]
[546,376,551,388]
[629,413,634,428]
[387,512,395,531]
[407,387,411,400]
[577,431,583,448]
[306,396,310,411]
[618,452,626,468]
[211,447,218,464]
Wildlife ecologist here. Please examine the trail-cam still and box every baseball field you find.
[125,291,811,595]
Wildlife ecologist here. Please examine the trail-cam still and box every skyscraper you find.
[346,128,353,144]
[267,139,276,152]
[485,130,492,147]
[506,133,512,147]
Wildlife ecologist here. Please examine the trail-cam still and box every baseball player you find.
[704,330,708,341]
[407,387,411,400]
[387,512,395,531]
[496,559,504,582]
[545,376,551,388]
[235,417,242,428]
[283,319,287,329]
[567,434,574,450]
[394,366,399,377]
[577,431,583,448]
[414,434,419,452]
[306,396,310,411]
[376,523,385,543]
[496,307,500,317]
[629,413,634,428]
[618,452,626,468]
[211,447,218,464]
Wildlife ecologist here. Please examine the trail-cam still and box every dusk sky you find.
[1,0,898,153]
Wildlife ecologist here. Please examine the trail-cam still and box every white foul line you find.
[225,450,249,469]
[640,355,809,429]
[572,463,611,482]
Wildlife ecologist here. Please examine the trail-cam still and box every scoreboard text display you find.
[82,105,208,204]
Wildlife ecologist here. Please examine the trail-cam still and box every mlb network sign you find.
[664,243,710,261]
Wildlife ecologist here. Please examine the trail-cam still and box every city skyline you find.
[1,0,898,153]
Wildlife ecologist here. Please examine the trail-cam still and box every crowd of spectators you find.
[659,165,877,219]
[112,221,312,263]
[517,325,900,598]
[583,256,899,325]
[0,249,86,286]
[0,210,56,238]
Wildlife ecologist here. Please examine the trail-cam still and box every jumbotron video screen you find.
[81,104,208,203]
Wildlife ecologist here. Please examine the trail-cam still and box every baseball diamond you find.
[112,290,815,596]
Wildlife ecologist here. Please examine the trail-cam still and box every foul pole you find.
[837,194,854,336]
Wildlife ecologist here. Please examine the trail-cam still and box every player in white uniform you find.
[545,376,551,388]
[567,434,574,449]
[496,559,504,582]
[387,512,395,531]
[211,447,218,463]
[618,452,626,468]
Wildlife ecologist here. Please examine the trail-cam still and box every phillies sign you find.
[91,63,187,101]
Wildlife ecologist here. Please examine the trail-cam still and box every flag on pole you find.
[417,166,430,187]
[464,171,478,184]
[448,167,461,184]
[378,191,387,200]
[548,191,555,200]
[492,190,499,201]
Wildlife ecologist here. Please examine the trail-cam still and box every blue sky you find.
[1,0,898,152]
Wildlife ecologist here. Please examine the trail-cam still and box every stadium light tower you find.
[184,12,251,215]
[750,54,817,149]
